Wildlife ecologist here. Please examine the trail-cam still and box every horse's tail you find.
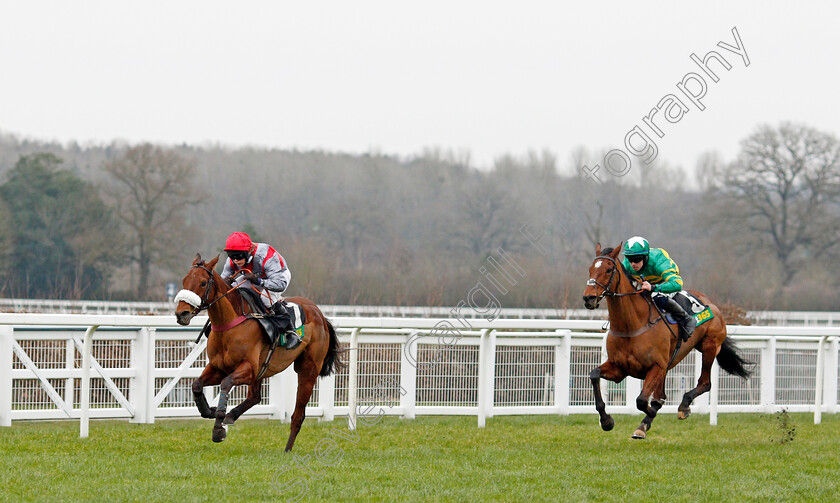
[716,337,753,379]
[319,319,345,377]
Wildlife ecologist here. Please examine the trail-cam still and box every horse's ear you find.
[193,253,202,265]
[207,254,220,269]
[595,243,602,256]
[610,242,623,258]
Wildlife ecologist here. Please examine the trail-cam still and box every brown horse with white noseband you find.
[582,243,751,439]
[175,254,343,451]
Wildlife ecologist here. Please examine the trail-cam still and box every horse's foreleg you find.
[590,361,625,432]
[634,366,666,439]
[678,340,716,420]
[285,360,320,452]
[212,362,254,443]
[223,379,263,426]
[192,365,224,419]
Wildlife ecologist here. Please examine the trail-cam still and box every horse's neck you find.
[606,281,649,332]
[207,279,241,326]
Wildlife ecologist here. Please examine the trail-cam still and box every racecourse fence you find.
[1,314,838,437]
[1,298,839,326]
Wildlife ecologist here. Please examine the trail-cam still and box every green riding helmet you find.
[624,236,650,258]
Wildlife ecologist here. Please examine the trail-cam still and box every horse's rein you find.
[188,264,239,315]
[589,255,673,335]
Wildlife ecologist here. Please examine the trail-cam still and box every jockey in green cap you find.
[622,236,696,341]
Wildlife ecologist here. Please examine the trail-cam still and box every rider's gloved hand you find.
[241,272,261,285]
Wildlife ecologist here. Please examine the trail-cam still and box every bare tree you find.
[583,200,606,253]
[695,150,723,191]
[449,172,529,256]
[636,158,686,191]
[104,144,199,299]
[709,123,840,283]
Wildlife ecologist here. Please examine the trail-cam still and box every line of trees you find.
[0,146,199,299]
[0,122,837,310]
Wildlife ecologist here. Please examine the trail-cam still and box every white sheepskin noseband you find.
[174,289,202,308]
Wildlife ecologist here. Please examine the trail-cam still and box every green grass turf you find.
[1,413,837,502]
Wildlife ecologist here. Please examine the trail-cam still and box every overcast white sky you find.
[1,1,837,181]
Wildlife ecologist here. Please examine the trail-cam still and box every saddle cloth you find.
[659,290,715,327]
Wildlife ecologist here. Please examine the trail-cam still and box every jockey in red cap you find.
[221,231,301,350]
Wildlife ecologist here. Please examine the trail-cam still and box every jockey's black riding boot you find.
[267,301,300,349]
[659,296,696,342]
[284,330,302,350]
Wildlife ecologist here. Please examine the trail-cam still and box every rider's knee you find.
[652,294,669,309]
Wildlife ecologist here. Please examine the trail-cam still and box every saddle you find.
[662,290,714,327]
[236,289,306,347]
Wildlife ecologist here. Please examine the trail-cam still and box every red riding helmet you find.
[224,232,253,252]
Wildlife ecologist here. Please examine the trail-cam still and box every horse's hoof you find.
[677,409,691,420]
[600,416,615,431]
[212,425,227,443]
[632,429,647,439]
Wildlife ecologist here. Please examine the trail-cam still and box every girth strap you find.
[608,317,661,338]
[211,315,249,332]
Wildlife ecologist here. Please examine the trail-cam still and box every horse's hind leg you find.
[212,362,255,443]
[590,361,626,432]
[223,380,263,426]
[285,359,320,452]
[678,338,716,420]
[634,365,666,439]
[192,365,225,419]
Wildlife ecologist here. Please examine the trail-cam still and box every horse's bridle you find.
[586,255,640,301]
[184,263,241,316]
[179,263,251,321]
[183,264,217,316]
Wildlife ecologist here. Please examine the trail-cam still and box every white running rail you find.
[1,314,838,438]
[1,298,839,325]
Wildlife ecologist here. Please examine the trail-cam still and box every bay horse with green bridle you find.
[175,254,343,451]
[582,243,751,439]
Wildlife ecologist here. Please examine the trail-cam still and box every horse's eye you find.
[200,281,207,287]
[605,268,613,274]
